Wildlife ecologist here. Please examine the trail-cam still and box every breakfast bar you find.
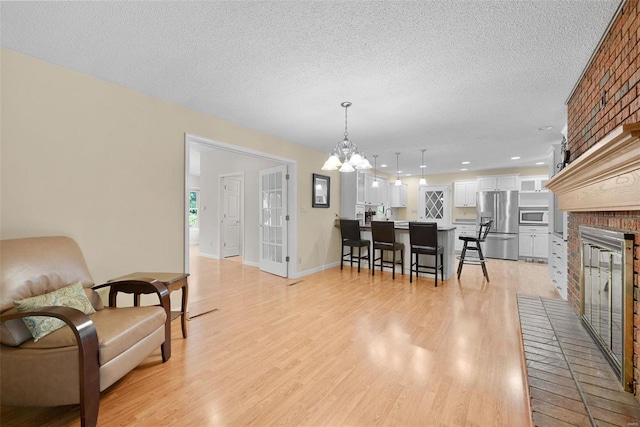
[359,221,457,280]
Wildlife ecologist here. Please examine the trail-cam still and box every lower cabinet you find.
[549,234,567,299]
[518,226,548,260]
[454,224,477,252]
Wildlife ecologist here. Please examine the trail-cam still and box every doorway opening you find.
[184,134,297,278]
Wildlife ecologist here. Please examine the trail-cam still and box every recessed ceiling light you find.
[535,162,545,165]
[537,126,554,131]
[420,165,426,168]
[511,156,520,160]
[461,161,470,165]
[461,168,468,171]
[380,164,387,168]
[397,171,403,174]
[405,173,411,177]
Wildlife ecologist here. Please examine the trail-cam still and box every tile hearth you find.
[517,295,640,426]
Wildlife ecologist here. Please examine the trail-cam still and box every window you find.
[189,190,199,228]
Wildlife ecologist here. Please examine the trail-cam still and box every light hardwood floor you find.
[2,247,560,426]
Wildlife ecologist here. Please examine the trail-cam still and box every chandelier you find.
[321,102,372,172]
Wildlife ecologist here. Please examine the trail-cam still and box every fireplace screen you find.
[580,226,634,391]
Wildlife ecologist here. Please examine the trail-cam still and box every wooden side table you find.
[108,272,189,338]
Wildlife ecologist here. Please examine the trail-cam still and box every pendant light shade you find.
[394,152,402,186]
[418,149,427,186]
[321,102,372,172]
[371,154,379,188]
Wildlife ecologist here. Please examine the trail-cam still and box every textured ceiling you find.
[1,1,621,176]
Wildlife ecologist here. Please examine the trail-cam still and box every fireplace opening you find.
[579,226,634,391]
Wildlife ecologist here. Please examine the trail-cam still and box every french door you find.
[259,165,288,277]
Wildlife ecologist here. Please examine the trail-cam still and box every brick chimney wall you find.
[565,0,640,400]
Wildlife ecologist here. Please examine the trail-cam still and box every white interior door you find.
[222,176,241,258]
[259,165,288,277]
[418,185,452,226]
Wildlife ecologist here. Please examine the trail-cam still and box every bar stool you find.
[456,220,492,281]
[409,222,444,286]
[340,219,370,273]
[371,221,404,279]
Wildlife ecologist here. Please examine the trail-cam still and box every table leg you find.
[180,283,188,338]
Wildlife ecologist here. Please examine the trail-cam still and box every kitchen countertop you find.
[360,222,456,231]
[452,219,477,224]
[334,219,456,232]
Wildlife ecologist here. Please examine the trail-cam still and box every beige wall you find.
[0,49,341,282]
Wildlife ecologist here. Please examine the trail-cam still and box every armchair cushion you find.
[15,282,96,342]
[19,306,166,365]
[0,311,33,347]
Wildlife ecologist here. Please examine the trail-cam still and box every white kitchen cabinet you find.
[453,180,477,207]
[519,226,549,259]
[342,172,387,219]
[367,177,389,207]
[390,183,408,207]
[378,179,389,209]
[477,174,518,191]
[454,224,477,252]
[549,234,567,299]
[364,174,376,205]
[519,175,549,193]
[356,171,366,204]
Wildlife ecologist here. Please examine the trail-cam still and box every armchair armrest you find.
[0,307,100,427]
[93,279,171,361]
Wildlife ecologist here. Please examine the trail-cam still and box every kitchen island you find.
[359,221,457,280]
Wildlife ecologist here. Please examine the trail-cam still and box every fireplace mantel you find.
[546,123,640,211]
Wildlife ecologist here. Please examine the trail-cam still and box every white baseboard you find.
[291,261,340,278]
[198,252,219,260]
[243,260,259,268]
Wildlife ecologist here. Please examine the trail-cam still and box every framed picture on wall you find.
[312,173,330,208]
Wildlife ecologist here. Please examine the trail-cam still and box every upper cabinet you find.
[477,174,518,191]
[518,175,549,193]
[341,171,388,219]
[363,174,375,205]
[390,183,408,208]
[453,180,477,207]
[340,171,389,208]
[356,171,366,204]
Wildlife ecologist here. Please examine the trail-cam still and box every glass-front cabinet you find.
[518,175,549,193]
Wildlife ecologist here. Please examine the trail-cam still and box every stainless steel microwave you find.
[519,209,549,225]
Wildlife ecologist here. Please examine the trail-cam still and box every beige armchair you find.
[0,236,172,427]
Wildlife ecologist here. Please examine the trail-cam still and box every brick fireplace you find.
[548,123,640,398]
[549,0,640,402]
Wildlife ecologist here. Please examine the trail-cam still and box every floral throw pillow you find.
[14,281,96,342]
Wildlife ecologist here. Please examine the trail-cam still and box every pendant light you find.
[394,152,402,186]
[371,155,379,188]
[321,102,372,172]
[419,149,427,186]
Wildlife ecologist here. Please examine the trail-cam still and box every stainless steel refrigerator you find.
[476,190,519,261]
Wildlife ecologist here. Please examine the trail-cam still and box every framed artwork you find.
[312,173,330,208]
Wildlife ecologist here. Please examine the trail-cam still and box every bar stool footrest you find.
[456,256,488,265]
